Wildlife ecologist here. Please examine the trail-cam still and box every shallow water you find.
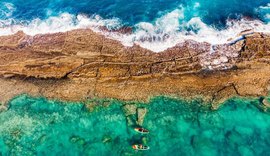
[1,95,270,155]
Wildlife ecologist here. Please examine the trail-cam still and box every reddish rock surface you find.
[0,29,269,108]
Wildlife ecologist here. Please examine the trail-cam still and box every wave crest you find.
[0,5,269,52]
[111,6,270,52]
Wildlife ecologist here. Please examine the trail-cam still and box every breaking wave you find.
[0,2,269,52]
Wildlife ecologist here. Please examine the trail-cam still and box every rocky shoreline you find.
[0,29,269,108]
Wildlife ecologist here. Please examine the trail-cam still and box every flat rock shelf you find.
[0,30,269,109]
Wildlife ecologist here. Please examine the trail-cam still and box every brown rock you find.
[122,104,137,116]
[262,99,270,107]
[0,29,269,106]
[0,105,7,112]
[137,107,147,126]
[0,57,84,79]
[211,84,239,109]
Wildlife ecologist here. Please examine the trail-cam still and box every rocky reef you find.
[0,29,269,108]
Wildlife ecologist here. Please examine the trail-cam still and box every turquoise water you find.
[1,95,270,155]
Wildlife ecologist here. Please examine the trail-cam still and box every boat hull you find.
[134,128,149,134]
[132,145,150,150]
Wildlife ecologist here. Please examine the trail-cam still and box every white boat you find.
[132,144,150,150]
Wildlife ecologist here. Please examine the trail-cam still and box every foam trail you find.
[0,6,269,52]
[109,7,270,52]
[259,3,270,22]
[0,13,122,36]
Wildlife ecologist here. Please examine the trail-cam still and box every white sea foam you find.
[0,13,122,36]
[258,3,270,22]
[266,14,270,20]
[109,6,270,52]
[259,3,270,9]
[0,2,15,18]
[0,5,269,52]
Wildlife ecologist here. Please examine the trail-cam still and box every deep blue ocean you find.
[0,0,269,26]
[0,0,269,51]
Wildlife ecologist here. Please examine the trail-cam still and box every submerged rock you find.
[69,136,86,145]
[142,136,148,145]
[262,99,270,107]
[122,104,137,116]
[260,98,270,112]
[0,105,7,112]
[85,103,96,112]
[137,107,147,126]
[38,135,47,144]
[122,104,138,126]
[102,135,112,143]
[211,84,239,110]
[126,115,136,126]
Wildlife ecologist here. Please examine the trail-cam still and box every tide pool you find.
[0,95,270,155]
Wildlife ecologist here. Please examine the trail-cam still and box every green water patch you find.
[0,95,270,155]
